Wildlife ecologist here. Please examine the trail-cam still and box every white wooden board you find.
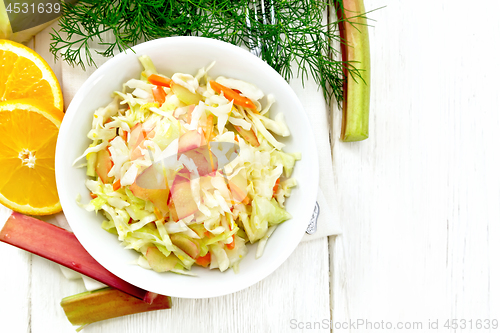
[2,1,500,332]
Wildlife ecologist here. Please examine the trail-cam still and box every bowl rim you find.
[55,36,319,298]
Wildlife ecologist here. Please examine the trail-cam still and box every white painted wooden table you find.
[2,1,500,332]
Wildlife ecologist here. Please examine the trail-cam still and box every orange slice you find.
[0,99,64,215]
[0,39,63,112]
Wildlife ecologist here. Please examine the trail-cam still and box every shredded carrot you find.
[204,114,213,142]
[154,207,163,220]
[209,80,257,111]
[120,130,128,143]
[273,178,280,196]
[90,193,98,199]
[195,252,211,267]
[113,180,121,191]
[152,86,167,105]
[228,180,250,205]
[148,74,172,87]
[226,235,236,250]
[107,147,115,175]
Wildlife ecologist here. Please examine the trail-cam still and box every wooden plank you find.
[0,242,31,332]
[330,0,500,331]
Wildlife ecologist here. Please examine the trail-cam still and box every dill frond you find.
[50,0,365,105]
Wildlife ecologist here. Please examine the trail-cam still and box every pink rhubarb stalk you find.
[0,212,157,303]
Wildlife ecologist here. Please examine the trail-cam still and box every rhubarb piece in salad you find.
[96,148,113,183]
[170,83,203,105]
[178,130,203,153]
[129,181,170,217]
[170,234,201,259]
[61,287,171,331]
[0,212,156,302]
[129,162,171,217]
[145,247,178,272]
[168,172,199,221]
[233,125,260,147]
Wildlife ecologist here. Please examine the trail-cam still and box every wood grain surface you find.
[329,1,500,332]
[1,1,500,332]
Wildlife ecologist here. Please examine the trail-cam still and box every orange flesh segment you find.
[0,40,63,112]
[0,101,63,214]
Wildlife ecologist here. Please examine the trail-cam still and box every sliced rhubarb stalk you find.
[96,147,113,183]
[61,287,171,330]
[129,123,155,160]
[171,83,203,105]
[336,0,371,142]
[234,125,260,147]
[170,234,200,259]
[146,247,178,272]
[178,130,202,153]
[182,147,218,177]
[130,171,170,217]
[0,212,156,302]
[168,173,198,221]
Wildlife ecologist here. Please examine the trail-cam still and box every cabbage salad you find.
[76,55,300,275]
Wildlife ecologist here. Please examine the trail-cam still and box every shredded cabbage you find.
[76,55,299,275]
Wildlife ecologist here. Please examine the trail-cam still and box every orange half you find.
[0,99,64,215]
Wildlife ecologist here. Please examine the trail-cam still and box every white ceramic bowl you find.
[55,36,318,298]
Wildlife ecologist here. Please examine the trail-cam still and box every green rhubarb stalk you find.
[335,0,371,142]
[0,212,157,303]
[0,0,11,39]
[61,287,172,331]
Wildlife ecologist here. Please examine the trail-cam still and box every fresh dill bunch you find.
[50,0,362,105]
